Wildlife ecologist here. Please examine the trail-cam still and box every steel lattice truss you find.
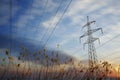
[80,16,103,79]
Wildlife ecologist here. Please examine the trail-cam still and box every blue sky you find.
[0,0,120,64]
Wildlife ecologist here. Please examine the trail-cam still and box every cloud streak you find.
[0,0,120,64]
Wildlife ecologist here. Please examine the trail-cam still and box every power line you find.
[80,39,120,62]
[94,34,120,60]
[73,34,120,65]
[15,0,64,47]
[99,50,120,60]
[39,0,64,43]
[100,54,120,63]
[97,33,120,49]
[14,0,63,46]
[73,32,120,64]
[71,33,120,64]
[14,0,63,45]
[14,0,49,44]
[96,33,120,59]
[79,16,103,79]
[73,33,120,58]
[43,0,73,48]
[12,0,63,50]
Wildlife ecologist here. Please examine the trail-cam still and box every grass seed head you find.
[17,63,20,67]
[5,50,9,55]
[8,56,14,61]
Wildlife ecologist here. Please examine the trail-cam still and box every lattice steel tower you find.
[80,16,103,69]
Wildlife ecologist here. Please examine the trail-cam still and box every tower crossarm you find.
[80,28,103,41]
[82,21,96,28]
[83,37,100,48]
[85,37,100,44]
[90,28,103,34]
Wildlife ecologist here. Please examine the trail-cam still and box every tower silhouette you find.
[80,16,103,79]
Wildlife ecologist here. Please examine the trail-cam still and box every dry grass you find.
[0,48,119,80]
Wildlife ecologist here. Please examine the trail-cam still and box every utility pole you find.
[80,16,103,79]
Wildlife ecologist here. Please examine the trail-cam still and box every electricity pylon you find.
[80,16,103,79]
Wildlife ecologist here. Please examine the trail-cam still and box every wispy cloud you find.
[1,0,120,63]
[14,0,56,27]
[43,0,120,62]
[0,1,20,26]
[42,15,60,28]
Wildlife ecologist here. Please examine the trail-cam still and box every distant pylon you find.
[80,16,103,79]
